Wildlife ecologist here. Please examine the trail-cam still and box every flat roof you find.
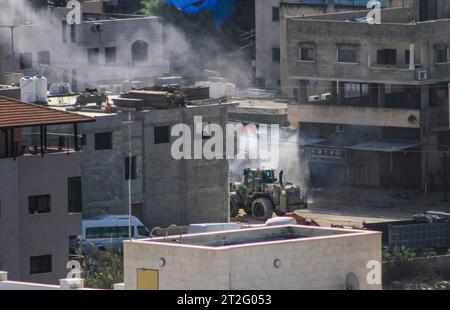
[0,96,95,129]
[127,225,379,250]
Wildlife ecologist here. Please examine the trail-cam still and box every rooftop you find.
[0,96,94,129]
[128,225,379,250]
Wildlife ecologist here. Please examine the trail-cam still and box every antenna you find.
[128,109,133,242]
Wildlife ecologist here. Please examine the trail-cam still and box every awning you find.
[299,137,327,146]
[349,141,422,153]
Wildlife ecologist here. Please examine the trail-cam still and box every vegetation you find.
[80,249,124,289]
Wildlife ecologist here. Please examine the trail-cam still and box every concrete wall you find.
[0,152,82,284]
[123,226,382,290]
[255,0,282,89]
[257,1,371,91]
[76,104,229,229]
[283,8,450,87]
[288,104,421,128]
[8,11,168,91]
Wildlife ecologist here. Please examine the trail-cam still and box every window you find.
[154,126,170,144]
[87,48,100,64]
[125,156,137,180]
[20,52,33,70]
[62,21,67,43]
[299,47,314,61]
[30,255,52,274]
[86,226,134,239]
[377,49,397,65]
[68,177,82,214]
[70,25,76,43]
[272,7,280,21]
[405,50,410,64]
[137,226,150,237]
[69,235,78,255]
[337,45,358,63]
[132,40,149,63]
[29,195,51,214]
[132,203,144,221]
[105,47,117,64]
[436,47,449,63]
[81,134,87,146]
[272,48,280,63]
[95,132,112,150]
[37,51,50,65]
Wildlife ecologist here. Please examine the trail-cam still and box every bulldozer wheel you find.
[251,197,274,221]
[230,193,242,218]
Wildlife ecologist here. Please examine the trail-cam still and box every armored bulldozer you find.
[230,168,308,221]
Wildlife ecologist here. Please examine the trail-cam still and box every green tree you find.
[141,0,165,15]
[80,249,124,289]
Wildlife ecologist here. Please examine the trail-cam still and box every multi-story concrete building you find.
[255,0,411,92]
[123,225,382,290]
[51,96,230,229]
[282,2,450,192]
[0,96,94,284]
[2,4,168,92]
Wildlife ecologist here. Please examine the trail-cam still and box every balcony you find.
[0,133,82,160]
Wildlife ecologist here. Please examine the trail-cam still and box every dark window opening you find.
[87,48,100,64]
[272,7,280,21]
[337,46,358,63]
[132,203,144,221]
[29,195,51,214]
[154,126,170,144]
[105,47,117,64]
[37,51,50,65]
[299,47,314,61]
[272,48,280,63]
[20,53,33,70]
[132,40,149,63]
[95,132,112,150]
[80,134,87,146]
[405,50,410,65]
[125,156,137,180]
[68,177,82,214]
[62,21,67,43]
[377,49,397,65]
[437,47,449,63]
[30,255,52,274]
[70,25,76,43]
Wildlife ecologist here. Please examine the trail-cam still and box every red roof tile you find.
[0,96,94,128]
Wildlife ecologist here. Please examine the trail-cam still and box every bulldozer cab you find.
[243,169,277,194]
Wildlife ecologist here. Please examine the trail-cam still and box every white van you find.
[80,215,150,252]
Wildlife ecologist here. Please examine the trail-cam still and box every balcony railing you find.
[0,133,81,159]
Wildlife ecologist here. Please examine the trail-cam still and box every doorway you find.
[137,269,159,290]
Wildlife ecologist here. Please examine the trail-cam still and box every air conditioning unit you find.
[415,69,429,81]
[336,125,345,133]
[91,23,103,32]
[309,95,321,102]
[321,93,332,100]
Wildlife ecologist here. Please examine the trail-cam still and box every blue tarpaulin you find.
[165,0,236,25]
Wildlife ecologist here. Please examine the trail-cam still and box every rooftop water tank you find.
[35,75,48,103]
[20,76,37,103]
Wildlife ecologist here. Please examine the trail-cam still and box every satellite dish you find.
[345,273,360,290]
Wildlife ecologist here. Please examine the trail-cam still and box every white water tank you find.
[35,75,48,103]
[20,76,37,103]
